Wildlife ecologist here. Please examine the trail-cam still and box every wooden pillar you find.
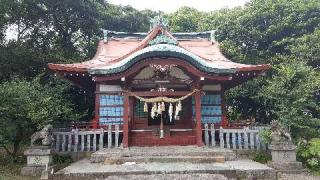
[93,83,100,129]
[123,92,129,148]
[92,118,99,129]
[129,96,134,129]
[195,90,204,146]
[221,87,228,127]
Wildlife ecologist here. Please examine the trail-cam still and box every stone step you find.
[53,159,277,180]
[90,146,236,163]
[103,155,226,164]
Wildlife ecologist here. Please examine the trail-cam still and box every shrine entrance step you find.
[53,159,277,180]
[90,146,236,163]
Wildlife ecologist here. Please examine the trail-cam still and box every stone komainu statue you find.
[270,121,292,144]
[31,124,54,146]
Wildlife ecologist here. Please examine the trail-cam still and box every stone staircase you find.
[54,146,277,180]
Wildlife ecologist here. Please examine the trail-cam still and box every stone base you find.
[268,161,304,173]
[22,146,54,176]
[21,165,54,176]
[268,142,305,173]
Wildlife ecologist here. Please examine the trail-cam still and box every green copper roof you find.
[148,35,178,46]
[89,44,236,75]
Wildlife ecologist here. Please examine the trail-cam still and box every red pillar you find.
[93,83,100,129]
[221,89,228,128]
[195,90,204,146]
[123,92,129,148]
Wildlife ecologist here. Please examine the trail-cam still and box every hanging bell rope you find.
[127,89,199,103]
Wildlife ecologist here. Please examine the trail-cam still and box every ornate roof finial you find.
[210,30,216,43]
[150,15,169,31]
[101,29,108,43]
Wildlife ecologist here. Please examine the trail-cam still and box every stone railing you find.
[53,124,122,152]
[203,124,268,150]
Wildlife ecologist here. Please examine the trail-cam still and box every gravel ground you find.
[58,159,272,174]
[104,173,319,180]
[279,173,320,180]
[104,174,228,180]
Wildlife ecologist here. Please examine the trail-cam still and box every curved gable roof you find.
[48,25,270,75]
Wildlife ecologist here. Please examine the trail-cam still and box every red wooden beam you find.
[128,91,192,97]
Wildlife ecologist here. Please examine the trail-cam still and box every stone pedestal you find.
[268,143,303,173]
[21,146,54,176]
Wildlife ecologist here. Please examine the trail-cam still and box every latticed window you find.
[192,94,222,124]
[134,100,148,118]
[99,94,124,125]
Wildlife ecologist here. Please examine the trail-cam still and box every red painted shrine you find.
[48,17,270,147]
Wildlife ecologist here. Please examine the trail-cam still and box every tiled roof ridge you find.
[105,26,216,64]
[104,29,213,40]
[104,26,163,64]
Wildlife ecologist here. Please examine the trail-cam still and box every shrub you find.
[297,138,320,171]
[53,154,73,170]
[251,151,272,164]
[259,128,272,144]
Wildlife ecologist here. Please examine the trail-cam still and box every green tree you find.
[0,0,108,80]
[0,78,80,157]
[103,4,159,32]
[168,7,203,32]
[214,0,320,131]
[260,59,320,139]
[288,28,320,68]
[216,0,320,63]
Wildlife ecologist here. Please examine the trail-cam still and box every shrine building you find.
[48,17,270,148]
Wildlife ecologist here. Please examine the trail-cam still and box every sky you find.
[107,0,249,13]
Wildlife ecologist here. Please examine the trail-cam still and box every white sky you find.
[108,0,249,13]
